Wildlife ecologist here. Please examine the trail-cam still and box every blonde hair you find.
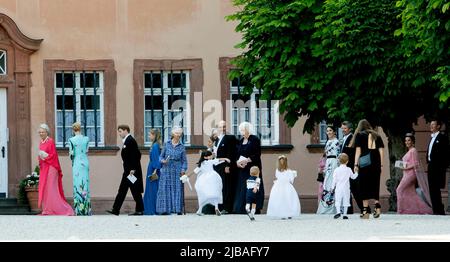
[150,128,162,146]
[250,166,260,177]
[277,155,288,171]
[338,153,349,165]
[72,122,81,132]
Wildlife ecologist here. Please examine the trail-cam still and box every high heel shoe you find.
[360,206,371,218]
[361,207,370,219]
[373,203,381,218]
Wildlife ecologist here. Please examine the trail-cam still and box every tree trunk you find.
[384,131,406,212]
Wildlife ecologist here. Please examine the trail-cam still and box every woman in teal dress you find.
[69,122,92,216]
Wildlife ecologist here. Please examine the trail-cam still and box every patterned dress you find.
[317,138,340,214]
[156,140,188,214]
[69,135,92,216]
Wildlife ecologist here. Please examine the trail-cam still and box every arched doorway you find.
[0,14,42,198]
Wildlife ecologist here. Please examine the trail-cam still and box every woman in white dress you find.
[267,155,301,219]
[194,150,230,216]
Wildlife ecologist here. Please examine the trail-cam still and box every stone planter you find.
[25,186,41,213]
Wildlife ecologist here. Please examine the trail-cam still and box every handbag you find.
[149,169,159,181]
[316,172,324,182]
[359,134,375,168]
[359,152,371,168]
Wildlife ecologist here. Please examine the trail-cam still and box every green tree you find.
[396,0,450,106]
[226,0,329,132]
[227,0,448,211]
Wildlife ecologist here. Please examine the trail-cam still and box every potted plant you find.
[18,165,41,212]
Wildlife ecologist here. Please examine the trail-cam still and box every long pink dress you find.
[38,137,74,216]
[396,147,432,214]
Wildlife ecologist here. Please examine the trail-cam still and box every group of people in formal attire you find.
[317,119,449,219]
[35,117,448,219]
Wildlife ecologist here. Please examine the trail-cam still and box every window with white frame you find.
[54,72,104,147]
[0,50,6,75]
[143,71,190,146]
[229,76,279,145]
[319,120,343,144]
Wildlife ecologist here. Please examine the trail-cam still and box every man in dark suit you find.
[213,120,237,214]
[426,120,449,215]
[107,125,144,216]
[340,121,363,214]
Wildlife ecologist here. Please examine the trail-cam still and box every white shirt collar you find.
[343,133,352,140]
[431,131,439,138]
[122,134,131,144]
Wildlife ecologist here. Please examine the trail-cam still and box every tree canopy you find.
[227,0,449,135]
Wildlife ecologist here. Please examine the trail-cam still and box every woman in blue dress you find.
[156,127,188,215]
[68,122,92,216]
[143,129,162,215]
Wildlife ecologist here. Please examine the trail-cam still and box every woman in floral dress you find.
[156,127,188,215]
[69,122,92,216]
[317,125,340,214]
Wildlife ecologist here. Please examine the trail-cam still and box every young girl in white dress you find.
[266,155,301,219]
[193,150,230,216]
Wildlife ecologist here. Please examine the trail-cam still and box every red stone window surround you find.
[219,57,292,151]
[44,59,118,155]
[133,59,204,149]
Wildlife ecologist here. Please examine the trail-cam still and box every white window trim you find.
[229,85,280,146]
[54,72,105,147]
[143,71,191,146]
[0,50,6,75]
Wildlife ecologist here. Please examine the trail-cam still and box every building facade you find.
[0,0,445,213]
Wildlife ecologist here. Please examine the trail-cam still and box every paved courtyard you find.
[1,213,449,241]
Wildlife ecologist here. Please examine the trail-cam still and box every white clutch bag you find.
[238,155,247,164]
[39,150,49,159]
[395,160,405,169]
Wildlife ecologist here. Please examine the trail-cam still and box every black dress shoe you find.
[106,209,119,216]
[128,211,143,216]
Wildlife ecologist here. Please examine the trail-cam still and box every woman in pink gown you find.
[38,124,74,216]
[396,133,432,214]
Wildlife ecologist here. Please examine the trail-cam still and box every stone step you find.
[0,198,36,215]
[0,200,29,207]
[0,211,39,215]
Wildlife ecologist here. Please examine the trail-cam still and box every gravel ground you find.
[1,214,449,241]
